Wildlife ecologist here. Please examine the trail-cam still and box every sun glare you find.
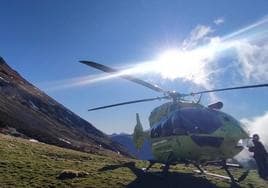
[155,49,207,80]
[145,46,218,87]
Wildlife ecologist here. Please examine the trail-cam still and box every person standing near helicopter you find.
[249,134,268,180]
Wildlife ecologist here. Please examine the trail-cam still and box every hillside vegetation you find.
[0,134,267,188]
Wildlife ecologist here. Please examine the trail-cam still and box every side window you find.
[151,117,173,138]
[171,112,188,135]
[151,124,161,138]
[179,109,198,133]
[161,118,173,137]
[178,108,215,134]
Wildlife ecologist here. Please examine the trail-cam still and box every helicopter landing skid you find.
[143,160,157,172]
[193,160,250,187]
[193,169,233,180]
[143,160,171,176]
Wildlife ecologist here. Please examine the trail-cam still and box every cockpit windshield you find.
[151,107,223,138]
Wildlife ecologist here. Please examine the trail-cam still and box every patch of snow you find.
[59,138,71,145]
[29,100,39,110]
[29,139,39,143]
[0,76,9,83]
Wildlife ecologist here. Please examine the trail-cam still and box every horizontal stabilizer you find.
[208,102,223,110]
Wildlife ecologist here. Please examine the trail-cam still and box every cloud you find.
[235,112,268,168]
[182,25,214,50]
[235,41,268,83]
[214,18,225,25]
[241,111,268,146]
[189,25,213,42]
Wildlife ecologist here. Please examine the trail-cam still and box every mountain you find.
[110,133,153,160]
[0,57,130,156]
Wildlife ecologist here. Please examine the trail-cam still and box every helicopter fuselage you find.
[148,102,249,163]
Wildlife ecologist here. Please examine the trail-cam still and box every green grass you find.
[0,134,267,188]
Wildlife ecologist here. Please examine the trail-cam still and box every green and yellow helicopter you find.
[80,60,268,185]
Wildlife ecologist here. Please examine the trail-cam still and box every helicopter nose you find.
[234,125,249,150]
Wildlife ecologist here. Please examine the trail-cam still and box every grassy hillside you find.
[0,134,267,188]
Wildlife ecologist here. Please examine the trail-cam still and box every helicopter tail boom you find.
[133,113,148,152]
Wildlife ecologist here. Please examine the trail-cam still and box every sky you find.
[0,0,268,135]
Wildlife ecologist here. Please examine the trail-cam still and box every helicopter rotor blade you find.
[190,83,268,96]
[80,60,167,93]
[88,96,169,111]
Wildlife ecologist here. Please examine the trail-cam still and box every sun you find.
[148,48,215,87]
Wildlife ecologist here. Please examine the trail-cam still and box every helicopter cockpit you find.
[150,107,223,138]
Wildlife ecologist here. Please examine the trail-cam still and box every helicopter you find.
[80,60,268,185]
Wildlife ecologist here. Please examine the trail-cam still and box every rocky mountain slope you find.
[0,57,129,156]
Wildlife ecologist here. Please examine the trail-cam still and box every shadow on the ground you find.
[99,162,220,188]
